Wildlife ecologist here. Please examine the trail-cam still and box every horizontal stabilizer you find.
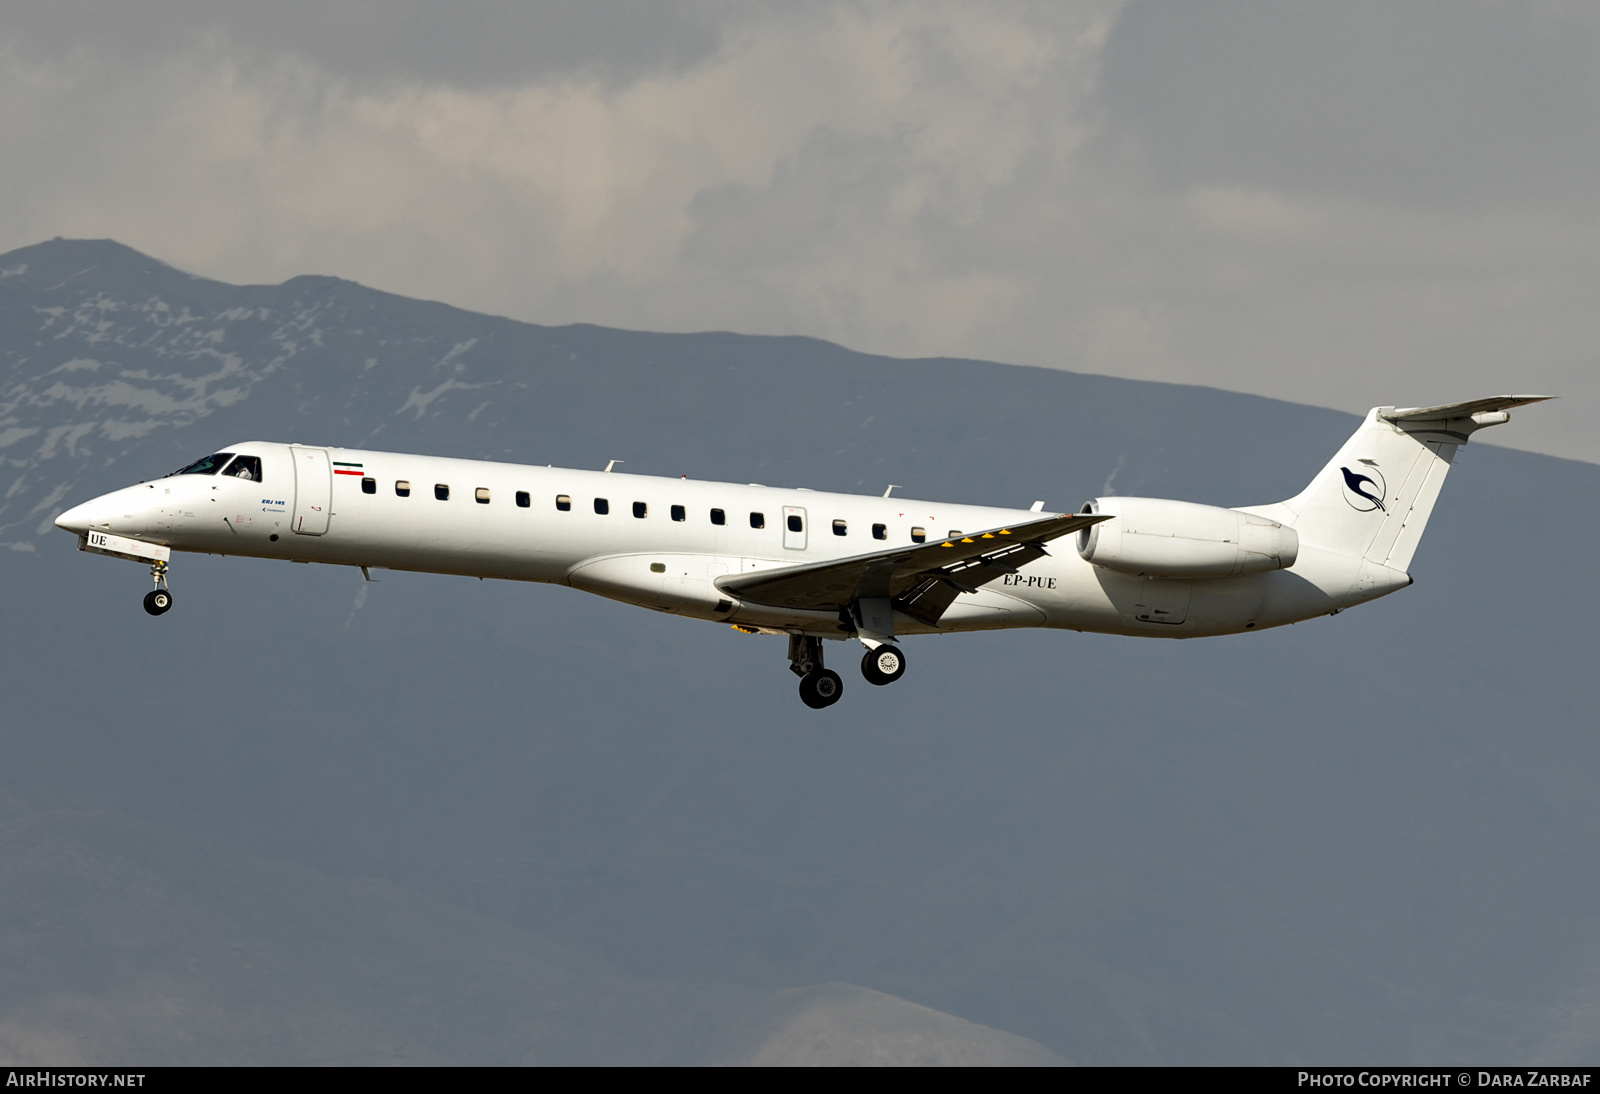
[1381,395,1553,422]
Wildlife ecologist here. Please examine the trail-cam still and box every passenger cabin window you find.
[516,491,530,508]
[872,523,887,540]
[594,498,609,515]
[911,526,926,543]
[832,519,847,536]
[361,477,376,494]
[750,511,765,529]
[171,452,233,476]
[711,508,726,526]
[671,505,686,522]
[396,480,411,497]
[435,484,450,501]
[787,514,804,533]
[475,488,491,504]
[222,455,262,482]
[633,501,647,518]
[949,530,962,538]
[556,494,571,511]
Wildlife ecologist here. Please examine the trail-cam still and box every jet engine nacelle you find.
[1076,497,1299,578]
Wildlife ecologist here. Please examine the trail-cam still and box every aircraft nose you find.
[55,496,113,536]
[55,501,93,535]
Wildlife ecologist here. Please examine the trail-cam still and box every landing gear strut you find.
[849,597,905,687]
[788,634,842,709]
[143,560,172,616]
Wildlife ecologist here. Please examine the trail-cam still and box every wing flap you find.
[716,511,1109,619]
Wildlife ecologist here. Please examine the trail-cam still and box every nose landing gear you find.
[142,560,173,616]
[788,634,843,709]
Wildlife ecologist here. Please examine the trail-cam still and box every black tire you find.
[799,669,844,709]
[143,589,172,616]
[861,644,906,685]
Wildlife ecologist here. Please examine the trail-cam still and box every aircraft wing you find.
[715,510,1111,626]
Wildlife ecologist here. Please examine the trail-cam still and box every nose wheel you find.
[143,560,172,616]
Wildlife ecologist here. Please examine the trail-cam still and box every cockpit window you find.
[170,452,234,477]
[222,455,262,482]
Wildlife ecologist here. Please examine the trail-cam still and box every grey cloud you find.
[1,0,739,89]
[0,2,1593,463]
[686,130,909,271]
[1098,0,1600,207]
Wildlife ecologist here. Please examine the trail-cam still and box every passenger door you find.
[290,446,332,535]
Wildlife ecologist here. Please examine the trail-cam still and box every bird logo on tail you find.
[1340,465,1387,512]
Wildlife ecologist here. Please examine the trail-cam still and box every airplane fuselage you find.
[58,441,1398,642]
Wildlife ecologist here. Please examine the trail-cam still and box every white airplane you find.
[55,396,1546,708]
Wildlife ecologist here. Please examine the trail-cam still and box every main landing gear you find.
[785,634,910,708]
[788,635,843,709]
[142,560,173,616]
[860,643,906,686]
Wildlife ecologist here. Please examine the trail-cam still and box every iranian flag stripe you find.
[334,469,364,475]
[333,460,364,477]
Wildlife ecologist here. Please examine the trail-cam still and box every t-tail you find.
[1250,396,1551,571]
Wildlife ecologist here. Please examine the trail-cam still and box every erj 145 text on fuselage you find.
[55,396,1548,709]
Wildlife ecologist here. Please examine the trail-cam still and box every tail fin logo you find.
[1340,466,1387,512]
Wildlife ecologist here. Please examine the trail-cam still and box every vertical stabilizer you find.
[1252,397,1548,572]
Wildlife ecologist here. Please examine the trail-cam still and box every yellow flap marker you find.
[999,529,1011,535]
[961,537,975,543]
[941,541,955,547]
[981,533,995,539]
[731,624,760,635]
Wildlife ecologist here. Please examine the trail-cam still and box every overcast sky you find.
[2,1,1594,461]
